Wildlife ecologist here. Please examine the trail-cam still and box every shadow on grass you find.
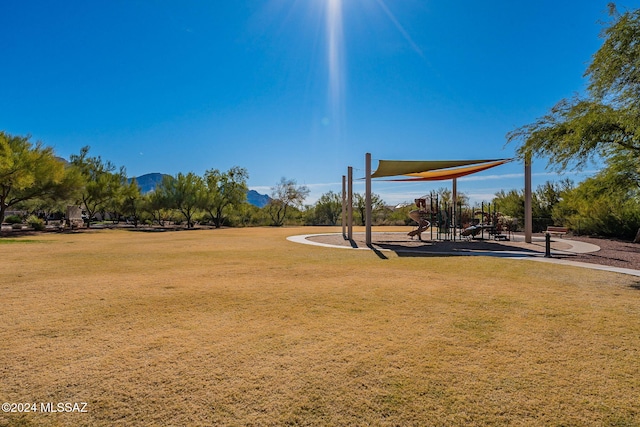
[366,244,389,260]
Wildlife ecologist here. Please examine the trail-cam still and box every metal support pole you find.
[341,175,346,239]
[525,155,533,243]
[545,232,552,258]
[452,178,457,242]
[430,193,434,241]
[365,153,372,246]
[347,166,353,241]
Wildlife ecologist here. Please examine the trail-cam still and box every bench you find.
[546,226,568,236]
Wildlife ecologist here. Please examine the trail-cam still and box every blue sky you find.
[2,1,638,205]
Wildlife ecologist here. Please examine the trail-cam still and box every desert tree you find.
[507,5,640,240]
[310,191,342,225]
[267,177,309,226]
[143,189,173,226]
[70,146,126,227]
[0,132,80,225]
[353,192,386,225]
[201,166,248,228]
[157,172,204,228]
[120,178,143,227]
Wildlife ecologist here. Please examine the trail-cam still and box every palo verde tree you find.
[157,172,204,228]
[507,4,640,240]
[143,188,173,226]
[267,177,309,226]
[0,132,80,225]
[201,166,248,228]
[70,146,126,228]
[120,178,143,227]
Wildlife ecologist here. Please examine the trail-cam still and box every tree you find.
[0,132,79,225]
[493,181,575,232]
[353,192,386,226]
[267,177,309,226]
[310,191,342,225]
[553,167,640,238]
[507,6,640,238]
[508,7,640,169]
[120,178,143,227]
[70,146,126,228]
[157,173,204,228]
[201,167,248,228]
[143,190,173,226]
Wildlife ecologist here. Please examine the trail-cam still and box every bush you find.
[4,215,22,224]
[26,215,45,231]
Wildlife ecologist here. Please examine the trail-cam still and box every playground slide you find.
[408,210,430,238]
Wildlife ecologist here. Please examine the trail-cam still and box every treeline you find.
[493,179,640,240]
[0,135,311,229]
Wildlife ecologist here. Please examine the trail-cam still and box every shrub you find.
[4,215,22,224]
[26,215,45,231]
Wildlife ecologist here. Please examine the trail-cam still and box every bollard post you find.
[545,232,552,258]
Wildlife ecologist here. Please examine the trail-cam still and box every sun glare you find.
[326,0,344,134]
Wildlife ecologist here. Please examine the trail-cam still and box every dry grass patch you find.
[1,227,639,426]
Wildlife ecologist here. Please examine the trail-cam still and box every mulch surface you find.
[568,235,640,270]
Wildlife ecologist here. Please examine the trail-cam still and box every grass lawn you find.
[1,226,639,426]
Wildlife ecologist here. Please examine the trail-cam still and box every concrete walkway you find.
[287,233,640,278]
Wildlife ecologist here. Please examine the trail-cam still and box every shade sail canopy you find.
[387,159,511,181]
[371,158,511,179]
[371,159,505,179]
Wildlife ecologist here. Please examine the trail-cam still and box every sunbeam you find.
[326,0,345,137]
[374,0,425,58]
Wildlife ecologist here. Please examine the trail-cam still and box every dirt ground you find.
[567,235,640,269]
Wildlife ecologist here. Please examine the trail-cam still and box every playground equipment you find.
[407,194,455,241]
[460,203,510,241]
[408,197,513,242]
[407,198,431,240]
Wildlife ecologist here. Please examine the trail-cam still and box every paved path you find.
[287,233,640,278]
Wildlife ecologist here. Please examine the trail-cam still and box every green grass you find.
[0,226,638,426]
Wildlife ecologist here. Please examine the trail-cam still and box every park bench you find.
[546,226,568,236]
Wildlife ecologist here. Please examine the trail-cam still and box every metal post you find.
[525,155,533,243]
[341,175,346,239]
[347,166,353,241]
[481,201,485,240]
[452,178,457,242]
[545,232,552,257]
[430,193,434,241]
[365,153,372,246]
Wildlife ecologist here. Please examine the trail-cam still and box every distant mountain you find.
[130,173,271,207]
[247,190,271,208]
[130,173,169,194]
